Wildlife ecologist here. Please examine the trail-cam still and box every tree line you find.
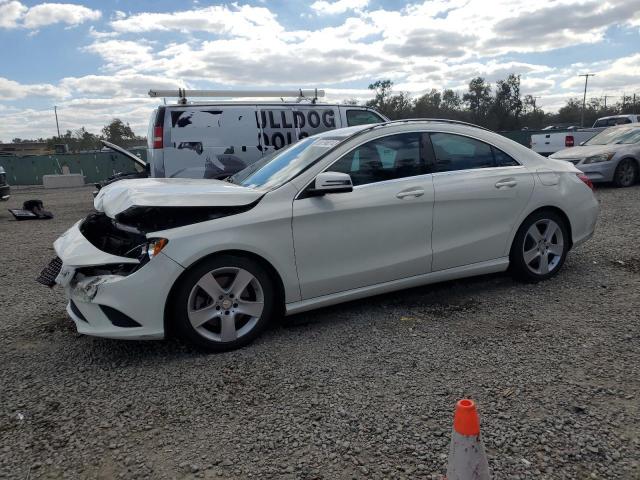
[359,76,639,131]
[8,118,145,152]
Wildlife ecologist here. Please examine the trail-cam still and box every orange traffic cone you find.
[446,399,491,480]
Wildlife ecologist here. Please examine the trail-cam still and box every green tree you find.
[101,118,138,144]
[441,89,462,112]
[414,89,442,117]
[366,80,394,113]
[463,77,492,122]
[490,74,523,130]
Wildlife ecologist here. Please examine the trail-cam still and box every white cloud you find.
[59,73,188,97]
[310,0,369,15]
[0,1,101,29]
[560,54,640,93]
[23,2,101,28]
[0,1,27,28]
[0,76,65,99]
[83,40,156,71]
[110,4,284,39]
[2,0,640,140]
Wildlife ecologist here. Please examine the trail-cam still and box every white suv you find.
[43,120,599,351]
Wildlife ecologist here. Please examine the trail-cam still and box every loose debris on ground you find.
[0,184,639,479]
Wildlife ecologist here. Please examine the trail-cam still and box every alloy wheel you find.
[616,160,636,187]
[522,219,564,275]
[187,267,264,342]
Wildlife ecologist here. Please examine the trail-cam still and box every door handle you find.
[495,179,517,189]
[396,188,425,199]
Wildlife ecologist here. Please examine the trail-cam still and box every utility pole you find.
[54,106,61,139]
[603,95,612,109]
[579,73,595,127]
[634,94,637,115]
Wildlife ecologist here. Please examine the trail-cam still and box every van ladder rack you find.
[148,89,326,105]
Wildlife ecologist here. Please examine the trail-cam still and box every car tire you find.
[510,210,569,282]
[613,158,638,188]
[171,255,275,352]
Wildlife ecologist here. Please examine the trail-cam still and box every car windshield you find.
[228,127,366,190]
[584,126,640,146]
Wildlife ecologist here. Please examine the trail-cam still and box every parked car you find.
[592,114,640,128]
[41,119,598,351]
[530,114,640,156]
[549,124,640,187]
[146,91,388,180]
[541,124,579,130]
[93,140,149,193]
[0,166,10,201]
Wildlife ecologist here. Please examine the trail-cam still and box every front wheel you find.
[171,255,275,351]
[510,211,569,282]
[613,158,638,188]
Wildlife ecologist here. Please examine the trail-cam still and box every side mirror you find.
[307,171,353,196]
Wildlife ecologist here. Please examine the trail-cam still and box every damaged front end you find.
[39,174,265,339]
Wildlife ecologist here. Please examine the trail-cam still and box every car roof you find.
[598,115,636,120]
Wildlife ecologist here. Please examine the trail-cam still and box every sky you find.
[1,0,640,140]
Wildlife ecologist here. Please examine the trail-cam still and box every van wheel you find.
[510,210,569,282]
[613,158,638,187]
[171,255,275,351]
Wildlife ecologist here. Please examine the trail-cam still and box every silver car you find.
[549,124,640,187]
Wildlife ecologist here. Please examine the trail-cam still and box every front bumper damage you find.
[52,221,184,340]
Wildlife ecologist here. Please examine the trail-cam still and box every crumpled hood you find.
[94,178,263,218]
[550,144,617,160]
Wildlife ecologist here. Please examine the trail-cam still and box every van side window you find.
[329,133,423,186]
[346,110,384,126]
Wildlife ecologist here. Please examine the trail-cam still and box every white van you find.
[146,90,388,179]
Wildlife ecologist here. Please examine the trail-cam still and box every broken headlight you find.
[141,238,169,260]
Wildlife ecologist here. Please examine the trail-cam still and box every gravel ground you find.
[0,184,639,480]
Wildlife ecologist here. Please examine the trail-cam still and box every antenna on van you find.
[148,89,326,104]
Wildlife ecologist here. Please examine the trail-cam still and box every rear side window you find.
[346,110,384,126]
[612,117,631,125]
[492,147,519,167]
[429,133,518,172]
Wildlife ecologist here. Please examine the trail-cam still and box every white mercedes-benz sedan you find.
[40,120,599,351]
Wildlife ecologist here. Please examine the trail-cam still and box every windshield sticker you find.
[313,139,340,148]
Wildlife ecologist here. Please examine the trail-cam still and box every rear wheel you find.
[510,210,569,282]
[613,158,638,188]
[171,255,275,351]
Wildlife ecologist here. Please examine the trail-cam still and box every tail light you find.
[153,126,163,149]
[577,173,594,190]
[565,135,574,147]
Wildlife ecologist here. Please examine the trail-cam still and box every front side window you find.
[346,110,384,126]
[328,133,424,186]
